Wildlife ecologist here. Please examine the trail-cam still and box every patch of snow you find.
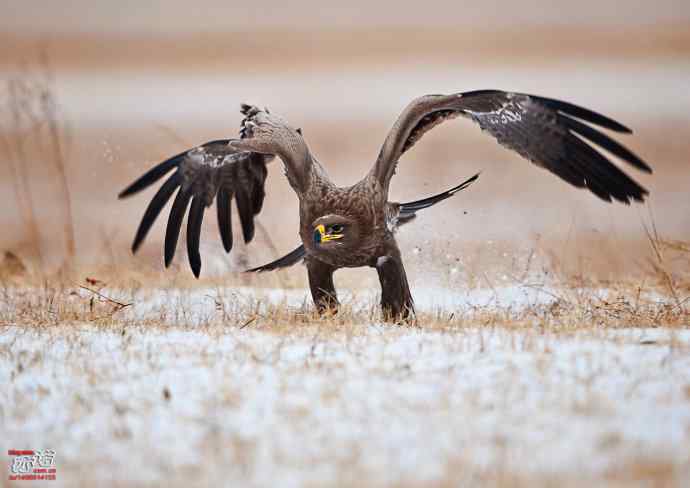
[1,302,689,485]
[68,284,562,327]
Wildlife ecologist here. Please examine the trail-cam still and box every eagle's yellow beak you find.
[314,224,344,243]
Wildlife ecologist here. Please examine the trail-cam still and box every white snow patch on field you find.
[1,287,689,486]
[63,284,562,327]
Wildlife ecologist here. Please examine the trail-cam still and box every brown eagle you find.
[119,90,651,320]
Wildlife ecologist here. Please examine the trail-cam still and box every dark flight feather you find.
[247,159,269,213]
[246,245,308,273]
[165,188,192,268]
[560,114,651,173]
[398,173,479,216]
[186,197,205,278]
[529,94,632,133]
[562,135,647,203]
[118,153,182,199]
[234,186,256,243]
[131,172,180,253]
[216,188,233,253]
[118,139,230,199]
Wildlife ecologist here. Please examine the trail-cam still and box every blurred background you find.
[1,0,689,287]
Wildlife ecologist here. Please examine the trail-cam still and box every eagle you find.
[119,90,651,321]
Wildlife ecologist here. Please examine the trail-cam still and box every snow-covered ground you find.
[1,286,689,487]
[114,284,563,326]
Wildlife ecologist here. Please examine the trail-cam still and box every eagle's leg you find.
[375,247,415,322]
[306,257,339,315]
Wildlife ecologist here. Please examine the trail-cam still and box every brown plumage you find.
[119,90,651,321]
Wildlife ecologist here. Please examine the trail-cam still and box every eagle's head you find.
[311,214,359,249]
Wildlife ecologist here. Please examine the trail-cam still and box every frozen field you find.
[2,285,689,487]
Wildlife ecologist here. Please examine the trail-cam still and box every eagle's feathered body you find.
[119,90,651,321]
[299,175,387,268]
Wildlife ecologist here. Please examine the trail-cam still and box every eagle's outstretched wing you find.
[118,104,306,277]
[372,90,651,203]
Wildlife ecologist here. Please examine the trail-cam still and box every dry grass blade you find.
[640,204,685,310]
[78,285,133,310]
[0,49,74,274]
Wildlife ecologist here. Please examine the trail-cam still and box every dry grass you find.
[0,50,74,275]
[1,247,688,332]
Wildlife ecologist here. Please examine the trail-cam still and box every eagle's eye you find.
[330,224,344,234]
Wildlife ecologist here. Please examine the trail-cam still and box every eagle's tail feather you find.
[245,243,306,273]
[399,173,479,218]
